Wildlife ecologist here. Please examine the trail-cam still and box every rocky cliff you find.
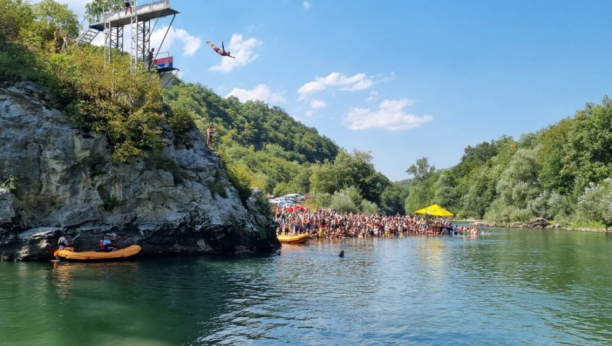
[0,82,279,261]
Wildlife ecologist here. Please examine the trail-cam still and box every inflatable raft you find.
[277,234,310,244]
[53,245,142,261]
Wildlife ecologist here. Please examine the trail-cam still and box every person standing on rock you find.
[62,32,70,54]
[207,124,214,149]
[54,28,61,53]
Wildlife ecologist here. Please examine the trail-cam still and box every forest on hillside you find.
[163,82,408,215]
[405,98,612,228]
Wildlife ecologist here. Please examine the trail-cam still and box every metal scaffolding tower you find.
[79,0,178,65]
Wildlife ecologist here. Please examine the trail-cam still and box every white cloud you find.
[303,1,311,10]
[150,26,202,57]
[310,99,326,109]
[305,111,314,118]
[227,84,286,104]
[210,34,262,72]
[344,99,433,131]
[298,72,373,99]
[367,91,379,102]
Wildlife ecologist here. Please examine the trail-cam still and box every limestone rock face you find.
[0,83,279,261]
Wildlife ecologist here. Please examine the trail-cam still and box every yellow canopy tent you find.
[415,204,454,218]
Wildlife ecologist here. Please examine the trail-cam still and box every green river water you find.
[1,228,612,345]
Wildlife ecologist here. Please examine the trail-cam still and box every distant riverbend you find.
[1,227,612,345]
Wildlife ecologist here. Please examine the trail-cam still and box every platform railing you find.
[98,0,171,23]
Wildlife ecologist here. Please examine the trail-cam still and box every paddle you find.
[50,233,81,263]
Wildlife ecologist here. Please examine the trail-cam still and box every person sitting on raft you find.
[100,235,117,252]
[206,41,235,59]
[58,235,75,252]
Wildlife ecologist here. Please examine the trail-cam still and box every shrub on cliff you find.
[47,47,167,162]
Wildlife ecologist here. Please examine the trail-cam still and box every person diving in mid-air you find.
[206,41,235,59]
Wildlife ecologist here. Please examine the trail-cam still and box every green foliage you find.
[164,82,338,164]
[576,179,612,226]
[303,192,332,210]
[207,170,228,198]
[0,178,17,192]
[0,0,33,42]
[20,0,78,50]
[401,98,612,227]
[380,183,408,215]
[216,151,252,202]
[406,157,435,182]
[361,200,380,214]
[330,190,359,214]
[48,46,166,162]
[166,106,196,145]
[85,0,124,23]
[309,150,390,204]
[103,197,120,212]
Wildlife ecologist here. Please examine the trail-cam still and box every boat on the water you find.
[277,234,310,244]
[53,245,142,261]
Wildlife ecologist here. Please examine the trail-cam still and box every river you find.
[1,228,612,345]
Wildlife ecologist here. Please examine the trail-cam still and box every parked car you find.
[283,194,305,202]
[270,197,293,204]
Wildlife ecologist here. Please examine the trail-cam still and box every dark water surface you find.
[2,228,612,345]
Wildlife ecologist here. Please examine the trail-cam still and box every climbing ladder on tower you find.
[75,17,100,44]
[76,27,100,44]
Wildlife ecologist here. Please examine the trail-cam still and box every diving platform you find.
[75,0,181,85]
[89,0,179,31]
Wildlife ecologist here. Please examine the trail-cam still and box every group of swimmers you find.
[275,207,486,239]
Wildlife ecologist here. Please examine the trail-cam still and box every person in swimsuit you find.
[54,28,61,53]
[206,124,214,148]
[206,41,235,59]
[124,0,132,16]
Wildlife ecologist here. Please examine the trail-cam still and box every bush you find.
[360,200,379,214]
[577,179,612,226]
[48,46,167,162]
[303,192,332,210]
[547,191,573,221]
[330,190,359,213]
[527,191,551,219]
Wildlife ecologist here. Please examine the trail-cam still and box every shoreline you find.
[457,219,612,233]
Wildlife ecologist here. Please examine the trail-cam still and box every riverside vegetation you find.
[2,0,612,232]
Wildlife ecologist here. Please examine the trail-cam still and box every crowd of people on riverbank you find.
[274,207,485,239]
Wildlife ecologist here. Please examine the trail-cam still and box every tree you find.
[85,0,124,22]
[0,0,34,42]
[19,0,78,49]
[406,157,435,182]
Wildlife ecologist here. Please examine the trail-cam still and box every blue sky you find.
[62,0,612,181]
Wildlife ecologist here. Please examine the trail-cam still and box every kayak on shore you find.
[53,245,142,261]
[277,234,310,244]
